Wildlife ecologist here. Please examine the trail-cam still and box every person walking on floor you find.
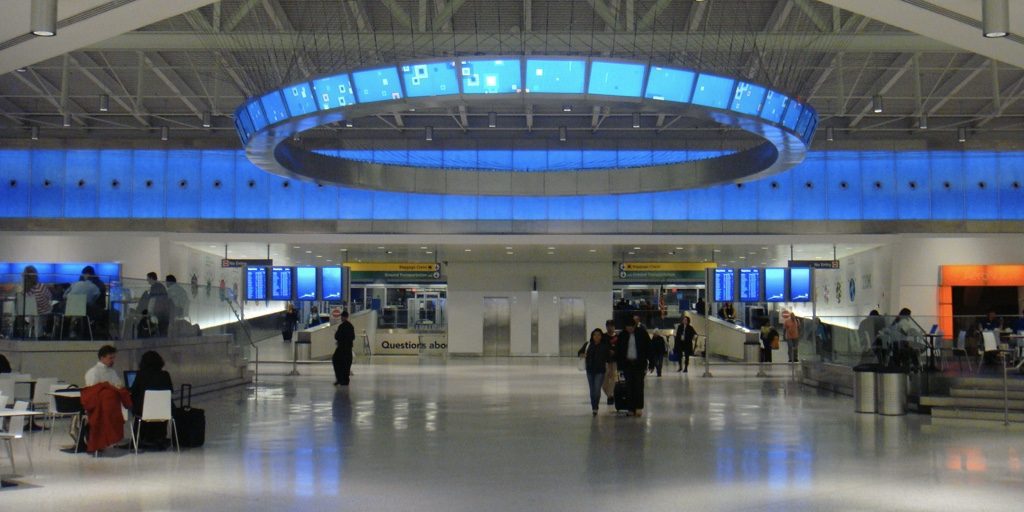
[333,310,355,386]
[783,310,801,363]
[615,318,652,417]
[602,319,618,405]
[649,329,666,377]
[281,303,299,343]
[579,328,613,416]
[675,316,697,372]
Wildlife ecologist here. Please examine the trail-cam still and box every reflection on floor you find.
[2,360,1022,511]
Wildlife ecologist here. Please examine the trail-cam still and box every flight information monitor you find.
[460,59,520,94]
[525,59,586,94]
[246,101,268,131]
[739,268,762,302]
[782,101,803,130]
[260,91,289,124]
[588,60,645,97]
[320,266,343,301]
[352,67,403,103]
[401,61,459,97]
[691,74,734,110]
[245,266,267,301]
[730,82,767,116]
[765,268,786,302]
[644,66,695,103]
[296,266,317,301]
[270,266,294,301]
[284,82,318,116]
[789,268,811,302]
[713,268,736,303]
[313,73,357,110]
[760,90,788,123]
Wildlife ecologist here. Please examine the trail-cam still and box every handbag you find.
[668,350,680,363]
[771,337,780,350]
[577,342,589,371]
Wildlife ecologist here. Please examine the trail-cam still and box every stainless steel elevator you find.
[482,297,511,356]
[558,297,586,356]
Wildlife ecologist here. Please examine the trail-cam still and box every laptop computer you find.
[123,370,137,389]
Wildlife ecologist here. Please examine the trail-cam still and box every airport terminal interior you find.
[1,0,1023,510]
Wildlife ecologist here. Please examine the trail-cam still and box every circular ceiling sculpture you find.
[235,56,817,196]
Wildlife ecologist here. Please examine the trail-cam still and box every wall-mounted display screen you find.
[739,268,762,302]
[760,90,788,123]
[234,117,248,144]
[260,91,289,124]
[237,108,255,137]
[730,82,767,116]
[525,59,586,94]
[782,101,803,130]
[460,59,520,94]
[1,262,121,284]
[644,66,695,103]
[284,83,318,116]
[401,61,459,97]
[270,266,293,301]
[714,268,736,302]
[313,74,357,110]
[765,268,786,302]
[588,60,645,97]
[789,267,811,302]
[691,74,735,109]
[320,266,343,301]
[352,67,403,103]
[296,266,317,301]
[245,266,267,301]
[246,101,268,131]
[795,107,814,137]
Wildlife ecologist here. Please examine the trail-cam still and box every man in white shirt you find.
[85,345,122,387]
[65,276,100,305]
[165,274,190,318]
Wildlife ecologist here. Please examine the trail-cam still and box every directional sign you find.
[788,260,840,269]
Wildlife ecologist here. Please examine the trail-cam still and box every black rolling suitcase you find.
[614,376,630,412]
[172,384,206,448]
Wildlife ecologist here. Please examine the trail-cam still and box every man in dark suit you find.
[333,311,355,386]
[616,317,652,416]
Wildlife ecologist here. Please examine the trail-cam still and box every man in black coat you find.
[333,310,355,386]
[615,318,652,416]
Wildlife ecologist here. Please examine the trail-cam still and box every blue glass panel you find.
[582,195,617,220]
[313,74,357,109]
[795,107,814,136]
[401,61,459,97]
[373,148,408,167]
[98,149,131,218]
[588,60,645,97]
[296,266,317,301]
[790,153,826,220]
[444,149,477,169]
[302,181,338,219]
[478,149,512,170]
[644,66,695,103]
[460,58,521,94]
[237,108,255,137]
[63,149,98,218]
[895,151,930,219]
[688,185,723,220]
[730,82,767,116]
[653,190,685,220]
[234,155,268,219]
[270,267,293,300]
[94,263,121,281]
[617,150,653,168]
[320,267,342,301]
[789,268,811,302]
[525,59,586,93]
[756,171,792,220]
[246,101,268,131]
[803,115,818,143]
[547,196,581,220]
[0,150,30,217]
[200,150,235,219]
[930,151,964,220]
[714,268,736,302]
[338,187,371,220]
[765,268,786,302]
[582,150,618,169]
[260,91,289,124]
[691,74,734,109]
[372,191,408,219]
[739,268,762,302]
[964,152,998,219]
[727,182,758,220]
[283,82,318,116]
[164,150,201,218]
[408,194,443,220]
[513,197,547,220]
[352,67,402,103]
[760,90,788,123]
[548,150,582,170]
[443,195,477,220]
[826,151,862,220]
[30,150,64,218]
[651,150,687,166]
[617,193,654,220]
[860,151,896,220]
[512,150,548,171]
[477,196,510,220]
[782,102,803,130]
[413,150,443,168]
[245,266,267,301]
[998,153,1024,219]
[131,150,166,218]
[233,117,247,146]
[267,174,300,219]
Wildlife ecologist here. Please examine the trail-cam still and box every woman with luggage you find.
[579,328,613,416]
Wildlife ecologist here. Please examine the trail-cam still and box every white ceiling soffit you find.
[817,0,1024,69]
[0,0,218,75]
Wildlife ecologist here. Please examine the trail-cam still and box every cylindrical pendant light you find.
[982,0,1009,38]
[424,126,433,141]
[825,127,834,142]
[160,126,169,141]
[62,112,71,127]
[558,126,567,142]
[202,111,212,128]
[31,0,57,37]
[918,116,928,130]
[30,126,39,140]
[957,127,967,143]
[872,95,883,113]
[632,112,641,129]
[488,112,497,128]
[99,94,109,112]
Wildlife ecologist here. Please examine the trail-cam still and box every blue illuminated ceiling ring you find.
[235,56,817,196]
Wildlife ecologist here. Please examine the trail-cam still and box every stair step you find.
[930,407,1024,423]
[950,388,1024,400]
[920,395,1024,410]
[949,377,1024,391]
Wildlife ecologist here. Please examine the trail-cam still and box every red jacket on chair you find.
[80,382,132,452]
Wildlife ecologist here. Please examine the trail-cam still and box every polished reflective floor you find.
[2,357,1022,511]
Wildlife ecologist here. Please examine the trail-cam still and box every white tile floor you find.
[2,357,1022,511]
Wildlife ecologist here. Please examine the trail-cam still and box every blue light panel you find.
[246,101,268,131]
[692,74,735,110]
[588,60,645,97]
[795,107,814,137]
[320,267,342,301]
[644,66,695,103]
[714,268,735,302]
[764,268,786,302]
[460,59,520,94]
[283,82,318,116]
[782,101,803,130]
[739,268,762,302]
[233,117,247,145]
[525,59,586,94]
[270,266,293,301]
[352,67,402,103]
[401,61,459,97]
[237,108,255,137]
[730,82,767,116]
[803,115,818,143]
[260,91,289,124]
[760,90,788,123]
[245,266,267,301]
[296,266,316,300]
[313,74,356,110]
[789,268,811,302]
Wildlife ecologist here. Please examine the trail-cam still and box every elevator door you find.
[559,297,586,356]
[482,297,511,356]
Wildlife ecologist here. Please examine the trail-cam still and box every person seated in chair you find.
[130,351,173,450]
[81,345,131,453]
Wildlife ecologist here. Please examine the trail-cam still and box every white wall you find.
[446,262,612,356]
[795,245,895,328]
[0,232,161,278]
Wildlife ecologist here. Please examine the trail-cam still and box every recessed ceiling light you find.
[507,251,514,255]
[628,251,635,255]
[547,252,554,255]
[293,246,300,249]
[208,245,217,248]
[713,249,721,252]
[505,246,512,250]
[377,246,385,250]
[668,251,675,255]
[588,249,597,253]
[326,259,333,262]
[675,247,683,250]
[464,249,471,252]
[739,256,746,259]
[815,256,823,259]
[305,250,312,254]
[386,251,393,254]
[633,247,641,250]
[340,248,347,252]
[425,251,433,254]
[420,246,428,250]
[547,246,555,250]
[760,246,768,250]
[316,255,323,258]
